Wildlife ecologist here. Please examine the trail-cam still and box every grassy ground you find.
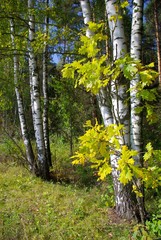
[0,162,133,240]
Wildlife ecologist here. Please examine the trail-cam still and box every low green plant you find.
[50,135,98,186]
[100,180,114,207]
[132,224,152,240]
[144,199,161,239]
[146,214,161,238]
[132,199,161,239]
[50,134,73,171]
[0,135,27,165]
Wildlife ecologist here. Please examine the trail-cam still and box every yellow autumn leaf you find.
[131,165,144,179]
[127,158,135,165]
[72,152,86,165]
[121,1,129,8]
[132,185,143,197]
[119,168,133,185]
[98,163,112,181]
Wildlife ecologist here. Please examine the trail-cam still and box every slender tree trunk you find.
[28,0,49,180]
[105,0,129,140]
[130,0,143,156]
[80,0,93,38]
[130,0,145,223]
[154,0,161,88]
[80,0,113,126]
[105,0,139,220]
[96,87,113,126]
[43,0,52,167]
[10,18,36,173]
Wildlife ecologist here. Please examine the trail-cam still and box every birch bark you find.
[80,0,93,38]
[80,0,113,126]
[105,0,129,142]
[130,0,145,223]
[105,0,138,220]
[43,0,52,167]
[28,0,49,179]
[154,0,161,88]
[130,0,143,158]
[80,0,145,220]
[10,18,36,173]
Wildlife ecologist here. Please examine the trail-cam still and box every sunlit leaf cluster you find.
[72,120,161,196]
[63,24,158,123]
[72,120,124,180]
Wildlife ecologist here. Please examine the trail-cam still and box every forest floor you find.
[0,162,135,240]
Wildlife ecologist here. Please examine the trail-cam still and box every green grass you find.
[0,163,132,240]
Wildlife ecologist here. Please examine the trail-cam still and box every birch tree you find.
[79,0,133,219]
[154,0,161,88]
[130,0,145,222]
[28,0,49,179]
[105,0,140,220]
[130,0,143,156]
[43,0,52,167]
[80,0,113,126]
[10,18,36,173]
[70,0,146,220]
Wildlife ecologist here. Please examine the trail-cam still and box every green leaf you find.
[143,142,153,161]
[135,106,144,114]
[139,89,157,101]
[62,66,75,79]
[123,64,138,80]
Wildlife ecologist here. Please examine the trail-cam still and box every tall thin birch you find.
[130,0,143,158]
[130,0,145,223]
[105,0,135,220]
[43,0,52,167]
[10,18,36,172]
[80,0,113,126]
[28,0,49,179]
[154,0,161,88]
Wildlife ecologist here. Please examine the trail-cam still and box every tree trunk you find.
[130,0,143,156]
[130,0,145,223]
[80,0,93,38]
[43,0,52,167]
[105,0,140,220]
[80,0,113,126]
[28,0,49,180]
[10,18,36,173]
[80,0,145,220]
[96,87,113,126]
[154,0,161,88]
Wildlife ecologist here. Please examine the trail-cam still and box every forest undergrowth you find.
[0,135,161,240]
[0,162,133,240]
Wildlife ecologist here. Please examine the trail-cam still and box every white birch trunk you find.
[130,0,143,159]
[130,0,145,223]
[96,87,113,126]
[105,0,137,220]
[28,0,49,179]
[43,0,52,167]
[10,18,36,172]
[80,0,113,126]
[154,0,161,88]
[105,0,129,143]
[80,0,93,38]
